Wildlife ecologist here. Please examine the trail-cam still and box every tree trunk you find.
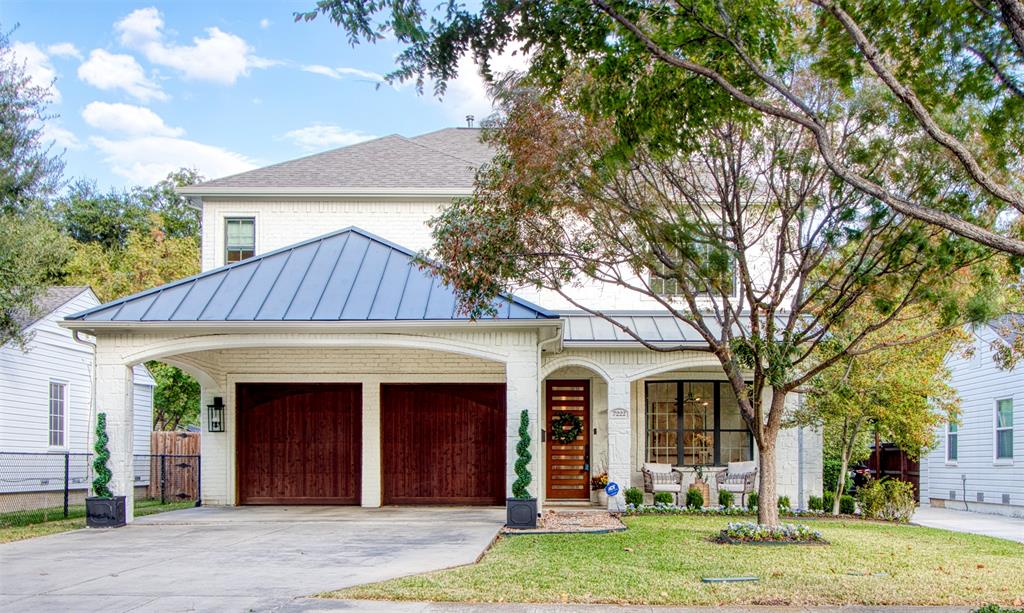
[833,451,849,516]
[757,442,779,526]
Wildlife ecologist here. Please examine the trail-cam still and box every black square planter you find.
[86,496,126,528]
[506,497,537,529]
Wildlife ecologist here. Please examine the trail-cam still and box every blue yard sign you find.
[605,482,620,497]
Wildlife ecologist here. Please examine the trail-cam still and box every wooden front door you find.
[236,383,361,505]
[381,384,506,505]
[545,380,590,499]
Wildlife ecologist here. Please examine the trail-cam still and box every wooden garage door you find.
[381,384,506,505]
[236,383,361,505]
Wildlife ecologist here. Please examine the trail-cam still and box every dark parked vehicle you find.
[849,463,873,493]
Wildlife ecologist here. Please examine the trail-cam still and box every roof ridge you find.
[397,133,482,167]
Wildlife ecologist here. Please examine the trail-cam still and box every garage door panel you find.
[382,384,506,505]
[237,383,361,505]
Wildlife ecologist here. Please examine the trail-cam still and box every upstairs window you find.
[648,244,737,298]
[225,217,255,263]
[946,422,958,462]
[996,399,1014,460]
[48,382,66,448]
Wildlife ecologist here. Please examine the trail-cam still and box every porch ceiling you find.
[64,227,556,325]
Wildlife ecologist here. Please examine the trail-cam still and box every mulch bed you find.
[503,510,626,535]
[712,535,830,546]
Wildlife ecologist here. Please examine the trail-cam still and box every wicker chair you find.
[641,462,684,505]
[715,461,757,507]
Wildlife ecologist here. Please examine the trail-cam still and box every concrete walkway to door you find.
[0,506,504,612]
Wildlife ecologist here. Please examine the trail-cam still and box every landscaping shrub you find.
[777,495,791,511]
[823,491,835,512]
[685,487,704,509]
[624,487,643,507]
[840,494,856,515]
[718,489,734,508]
[747,491,758,511]
[974,606,1024,613]
[857,478,916,523]
[808,495,823,511]
[717,521,825,543]
[823,457,853,495]
[654,491,675,505]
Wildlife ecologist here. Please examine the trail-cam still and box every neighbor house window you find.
[645,381,753,466]
[48,382,66,448]
[225,217,255,263]
[996,398,1014,460]
[648,244,737,298]
[946,422,958,462]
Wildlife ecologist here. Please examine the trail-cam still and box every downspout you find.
[71,330,97,491]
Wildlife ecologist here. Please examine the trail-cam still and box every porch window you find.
[225,217,255,263]
[996,398,1013,460]
[644,380,753,466]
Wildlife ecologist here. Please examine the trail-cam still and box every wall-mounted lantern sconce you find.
[207,397,225,432]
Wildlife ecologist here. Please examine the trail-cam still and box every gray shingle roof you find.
[16,286,91,331]
[66,228,555,324]
[183,128,493,192]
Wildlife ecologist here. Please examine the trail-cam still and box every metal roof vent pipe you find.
[466,114,475,128]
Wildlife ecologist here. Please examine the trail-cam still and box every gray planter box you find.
[86,496,126,528]
[506,497,537,529]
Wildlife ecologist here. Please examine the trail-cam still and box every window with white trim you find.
[225,217,255,263]
[996,398,1014,460]
[48,382,67,447]
[946,421,958,462]
[648,244,737,298]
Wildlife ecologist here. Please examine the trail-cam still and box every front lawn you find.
[327,515,1024,606]
[0,498,194,543]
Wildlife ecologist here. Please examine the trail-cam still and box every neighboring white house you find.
[61,128,822,522]
[921,316,1023,518]
[0,287,154,500]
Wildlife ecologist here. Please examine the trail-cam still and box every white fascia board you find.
[59,319,562,335]
[176,186,474,199]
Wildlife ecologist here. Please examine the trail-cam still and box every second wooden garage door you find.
[381,384,506,505]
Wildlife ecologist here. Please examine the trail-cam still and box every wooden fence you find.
[869,438,920,502]
[147,431,201,501]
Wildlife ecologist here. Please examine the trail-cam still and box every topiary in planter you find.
[686,487,704,509]
[506,410,537,528]
[86,412,126,528]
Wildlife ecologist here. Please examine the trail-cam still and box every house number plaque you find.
[610,407,628,418]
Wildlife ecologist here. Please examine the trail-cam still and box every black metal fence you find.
[0,452,200,528]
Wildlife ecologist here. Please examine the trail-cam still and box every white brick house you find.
[61,128,821,521]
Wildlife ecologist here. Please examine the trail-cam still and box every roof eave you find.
[176,186,475,199]
[561,340,711,350]
[59,319,562,334]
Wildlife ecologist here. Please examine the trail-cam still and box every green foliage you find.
[718,521,825,543]
[974,606,1024,613]
[511,410,532,499]
[0,28,64,215]
[148,361,200,430]
[823,491,836,513]
[653,491,674,505]
[747,492,758,511]
[624,487,643,507]
[685,488,704,509]
[92,413,113,498]
[840,494,856,515]
[0,212,72,347]
[777,495,791,511]
[808,495,824,512]
[857,479,916,523]
[823,458,852,495]
[718,489,734,508]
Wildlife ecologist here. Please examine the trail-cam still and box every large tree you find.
[425,81,1000,525]
[300,0,1024,256]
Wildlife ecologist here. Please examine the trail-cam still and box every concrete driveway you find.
[0,506,505,612]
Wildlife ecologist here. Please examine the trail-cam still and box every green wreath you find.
[551,412,584,444]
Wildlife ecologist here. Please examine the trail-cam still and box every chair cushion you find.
[727,461,756,475]
[652,483,682,493]
[643,462,674,474]
[719,482,747,493]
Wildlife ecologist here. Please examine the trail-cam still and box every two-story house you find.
[60,128,821,521]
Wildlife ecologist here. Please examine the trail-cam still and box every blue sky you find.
[4,0,516,190]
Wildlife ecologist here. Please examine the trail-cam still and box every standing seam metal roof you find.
[65,228,556,323]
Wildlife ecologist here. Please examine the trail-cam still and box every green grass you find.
[327,515,1024,606]
[0,498,194,543]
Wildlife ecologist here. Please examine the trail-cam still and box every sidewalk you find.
[912,505,1024,543]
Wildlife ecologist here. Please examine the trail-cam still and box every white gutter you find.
[70,330,97,493]
[562,340,711,350]
[59,318,563,334]
[176,186,474,199]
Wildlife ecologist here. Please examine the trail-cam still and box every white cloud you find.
[82,102,183,137]
[437,47,529,122]
[282,124,376,150]
[10,41,60,102]
[42,123,83,150]
[77,49,167,102]
[91,135,255,185]
[115,7,277,85]
[259,18,271,29]
[47,42,82,60]
[302,64,385,82]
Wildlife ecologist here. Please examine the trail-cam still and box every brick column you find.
[506,348,541,508]
[94,349,135,522]
[607,377,631,512]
